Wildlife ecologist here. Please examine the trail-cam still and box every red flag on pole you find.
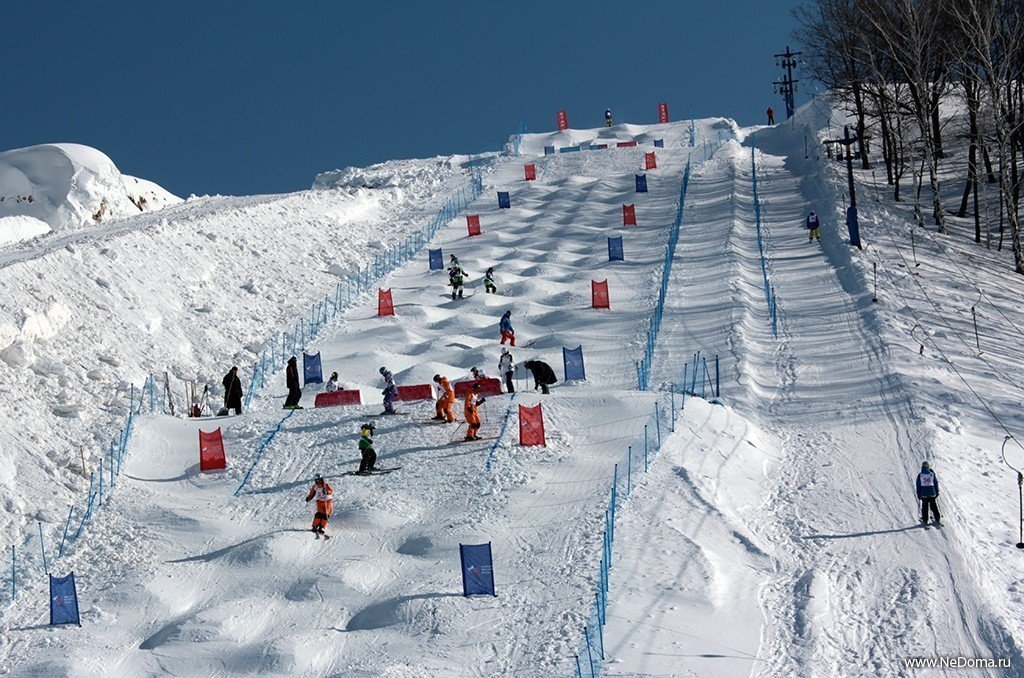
[591,280,610,309]
[524,164,536,181]
[519,404,546,446]
[658,102,670,124]
[199,428,227,471]
[467,214,481,236]
[622,204,636,226]
[556,110,568,131]
[645,152,657,170]
[378,288,394,316]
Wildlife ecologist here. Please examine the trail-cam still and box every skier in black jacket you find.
[222,366,243,415]
[284,356,303,409]
[523,360,557,394]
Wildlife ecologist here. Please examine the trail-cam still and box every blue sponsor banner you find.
[303,352,323,385]
[497,192,511,209]
[49,573,80,626]
[654,139,665,148]
[428,248,443,270]
[559,146,581,153]
[635,174,648,192]
[608,236,624,262]
[460,543,496,596]
[562,346,586,381]
[544,145,555,156]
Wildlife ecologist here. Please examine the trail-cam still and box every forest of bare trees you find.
[793,0,1024,273]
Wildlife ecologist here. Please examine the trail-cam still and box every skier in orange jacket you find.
[305,474,333,537]
[432,374,456,422]
[463,383,487,441]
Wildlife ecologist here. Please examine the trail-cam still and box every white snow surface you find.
[1,105,1024,678]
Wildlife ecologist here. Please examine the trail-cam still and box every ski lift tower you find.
[772,46,802,119]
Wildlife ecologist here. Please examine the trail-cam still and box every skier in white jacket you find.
[498,347,515,393]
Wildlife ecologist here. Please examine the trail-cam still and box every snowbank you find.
[0,215,49,247]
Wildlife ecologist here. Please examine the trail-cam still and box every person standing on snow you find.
[767,107,775,125]
[222,366,243,415]
[498,347,515,393]
[605,108,613,127]
[325,372,339,393]
[463,383,487,441]
[484,267,497,294]
[379,367,398,414]
[305,473,333,536]
[499,310,516,346]
[806,210,821,242]
[449,262,467,300]
[358,422,378,474]
[284,356,303,409]
[916,461,941,526]
[432,374,456,422]
[523,359,557,394]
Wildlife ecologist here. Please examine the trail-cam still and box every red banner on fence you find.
[591,280,610,309]
[518,404,546,446]
[524,164,536,181]
[622,204,636,226]
[395,384,434,401]
[378,288,394,316]
[658,102,670,124]
[645,152,657,170]
[199,428,227,472]
[616,141,638,148]
[556,109,568,131]
[314,389,362,407]
[454,377,503,398]
[467,214,481,237]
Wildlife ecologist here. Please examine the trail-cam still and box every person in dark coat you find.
[523,359,557,394]
[284,356,303,409]
[916,461,941,526]
[222,366,243,415]
[767,107,775,125]
[806,210,821,242]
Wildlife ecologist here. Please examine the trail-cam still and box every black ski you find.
[342,466,402,476]
[448,436,498,445]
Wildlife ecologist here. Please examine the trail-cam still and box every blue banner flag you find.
[563,346,586,381]
[558,146,581,153]
[428,248,443,270]
[460,543,496,596]
[49,573,80,626]
[303,352,323,385]
[635,174,648,193]
[654,139,665,148]
[544,145,555,156]
[497,192,511,209]
[608,236,624,262]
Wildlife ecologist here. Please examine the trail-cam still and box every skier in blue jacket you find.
[499,310,516,346]
[916,461,941,526]
[379,367,398,415]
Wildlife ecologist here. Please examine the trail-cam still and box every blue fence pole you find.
[584,627,596,677]
[715,355,720,397]
[58,505,74,557]
[656,403,661,448]
[37,523,48,574]
[10,546,15,600]
[627,446,632,495]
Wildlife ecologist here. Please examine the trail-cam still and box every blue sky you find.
[3,2,804,197]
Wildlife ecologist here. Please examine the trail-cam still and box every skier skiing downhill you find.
[449,262,467,300]
[806,210,821,242]
[917,461,942,526]
[432,374,456,422]
[499,347,515,393]
[379,367,398,414]
[499,310,516,346]
[605,108,613,127]
[484,267,497,294]
[284,356,303,409]
[358,423,378,474]
[463,383,487,441]
[305,474,333,537]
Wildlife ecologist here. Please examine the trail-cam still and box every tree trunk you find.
[931,87,945,159]
[982,144,997,183]
[853,81,870,169]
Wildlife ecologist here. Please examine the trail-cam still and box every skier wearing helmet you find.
[357,422,378,474]
[379,366,398,414]
[305,473,334,537]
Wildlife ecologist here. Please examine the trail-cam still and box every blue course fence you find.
[751,144,779,338]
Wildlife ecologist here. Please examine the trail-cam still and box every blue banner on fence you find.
[428,248,443,270]
[608,236,624,262]
[459,543,496,596]
[559,146,581,153]
[49,573,80,626]
[303,352,323,385]
[497,192,511,209]
[544,145,555,156]
[563,346,586,381]
[635,174,647,193]
[654,139,664,148]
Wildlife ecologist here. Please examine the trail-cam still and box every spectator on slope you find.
[222,366,243,415]
[379,366,399,414]
[305,473,334,536]
[484,267,497,295]
[325,372,340,393]
[916,461,942,527]
[499,310,516,346]
[806,210,821,242]
[767,107,775,125]
[499,347,515,393]
[284,356,303,409]
[605,108,613,127]
[357,422,378,474]
[432,374,456,422]
[470,366,488,381]
[463,383,487,441]
[523,359,557,395]
[449,262,467,300]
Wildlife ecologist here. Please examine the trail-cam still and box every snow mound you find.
[0,215,50,247]
[313,156,458,192]
[0,143,181,231]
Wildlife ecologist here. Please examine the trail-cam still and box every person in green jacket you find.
[358,422,377,474]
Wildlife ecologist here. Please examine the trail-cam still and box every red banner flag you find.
[518,404,546,446]
[658,102,670,124]
[622,204,636,226]
[314,389,362,407]
[556,110,568,131]
[524,164,536,181]
[378,288,394,317]
[395,384,435,401]
[645,152,657,170]
[199,428,227,472]
[591,280,610,309]
[616,141,638,148]
[454,377,503,398]
[467,214,481,237]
